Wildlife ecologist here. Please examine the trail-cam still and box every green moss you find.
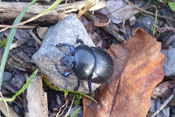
[0,38,8,48]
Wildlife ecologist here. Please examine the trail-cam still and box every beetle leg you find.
[78,80,80,86]
[74,80,81,91]
[88,81,92,94]
[55,64,64,75]
[55,64,73,77]
[56,43,74,49]
[69,46,75,55]
[75,35,84,45]
[56,43,71,47]
[56,43,75,55]
[64,69,73,76]
[76,38,84,45]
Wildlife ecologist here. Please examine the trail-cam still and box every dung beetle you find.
[55,40,114,93]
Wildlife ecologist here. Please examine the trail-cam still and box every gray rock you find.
[32,16,100,94]
[162,46,175,76]
[133,16,154,35]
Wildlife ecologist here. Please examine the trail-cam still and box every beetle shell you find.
[73,45,114,84]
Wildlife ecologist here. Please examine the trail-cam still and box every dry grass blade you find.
[77,0,99,18]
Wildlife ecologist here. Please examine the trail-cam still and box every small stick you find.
[157,27,175,32]
[84,12,125,42]
[57,99,69,116]
[151,94,174,117]
[64,95,75,117]
[0,1,106,33]
[29,30,42,45]
[124,0,175,21]
[0,25,36,29]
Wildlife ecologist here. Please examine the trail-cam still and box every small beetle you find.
[55,40,114,93]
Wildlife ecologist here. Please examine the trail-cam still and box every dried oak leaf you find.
[93,12,110,27]
[152,81,173,99]
[83,28,165,117]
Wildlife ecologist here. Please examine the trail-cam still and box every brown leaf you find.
[83,28,165,117]
[117,6,140,21]
[152,81,173,99]
[93,12,110,27]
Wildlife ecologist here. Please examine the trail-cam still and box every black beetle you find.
[55,41,114,93]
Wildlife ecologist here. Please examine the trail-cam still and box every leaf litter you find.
[83,28,165,117]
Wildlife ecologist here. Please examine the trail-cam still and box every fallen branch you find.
[0,1,105,23]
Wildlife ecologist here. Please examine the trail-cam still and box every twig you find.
[64,95,75,117]
[124,0,175,21]
[2,82,18,94]
[56,98,69,116]
[157,27,175,32]
[84,12,125,42]
[0,1,106,33]
[151,94,174,117]
[29,30,42,45]
[64,0,68,14]
[0,25,36,29]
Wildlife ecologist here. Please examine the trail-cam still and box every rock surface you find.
[133,16,154,35]
[32,16,100,94]
[162,46,175,76]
